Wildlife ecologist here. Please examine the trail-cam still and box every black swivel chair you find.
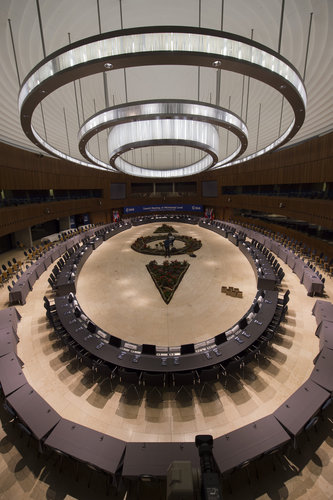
[87,321,97,334]
[143,372,165,402]
[43,295,57,312]
[48,277,56,290]
[119,369,142,401]
[93,360,117,389]
[224,355,245,383]
[278,289,290,306]
[173,371,194,401]
[196,366,219,401]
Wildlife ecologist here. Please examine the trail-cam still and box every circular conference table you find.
[53,216,279,374]
[2,215,332,489]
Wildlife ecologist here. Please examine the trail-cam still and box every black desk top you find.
[56,289,277,373]
[122,442,200,478]
[132,215,199,226]
[6,383,61,441]
[310,346,333,393]
[0,307,21,332]
[202,222,277,290]
[273,379,329,437]
[55,245,93,290]
[213,415,291,475]
[318,322,333,350]
[0,352,27,396]
[0,331,18,357]
[312,300,333,325]
[44,418,125,474]
[54,218,278,374]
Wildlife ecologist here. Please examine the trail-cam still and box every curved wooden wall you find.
[0,132,332,240]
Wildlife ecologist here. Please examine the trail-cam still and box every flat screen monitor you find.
[253,302,260,314]
[181,343,195,355]
[109,335,121,348]
[74,307,81,318]
[142,343,156,355]
[87,321,97,333]
[238,317,248,330]
[202,180,218,197]
[215,332,227,345]
[110,183,126,199]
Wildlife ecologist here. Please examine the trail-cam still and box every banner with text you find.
[124,204,203,214]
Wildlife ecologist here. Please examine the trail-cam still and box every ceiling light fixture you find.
[78,100,248,176]
[18,26,306,176]
[108,118,219,177]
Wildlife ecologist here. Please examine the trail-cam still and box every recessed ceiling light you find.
[104,62,113,69]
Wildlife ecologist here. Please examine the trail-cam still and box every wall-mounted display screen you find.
[202,180,218,197]
[110,183,126,199]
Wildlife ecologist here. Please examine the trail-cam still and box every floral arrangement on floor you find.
[153,224,178,234]
[146,259,190,304]
[131,234,202,255]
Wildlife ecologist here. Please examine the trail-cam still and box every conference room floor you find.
[0,223,332,499]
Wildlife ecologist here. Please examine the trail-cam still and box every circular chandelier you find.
[108,118,219,177]
[18,26,306,177]
[78,100,248,177]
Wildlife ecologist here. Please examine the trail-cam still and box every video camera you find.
[166,435,223,499]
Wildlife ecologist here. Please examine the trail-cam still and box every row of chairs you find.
[45,286,288,406]
[0,258,23,287]
[233,220,333,277]
[7,269,27,293]
[44,298,220,404]
[23,242,54,263]
[44,296,118,388]
[252,240,285,284]
[48,244,81,290]
[118,306,287,404]
[57,225,94,242]
[304,261,326,284]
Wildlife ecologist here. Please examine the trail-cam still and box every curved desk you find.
[8,223,117,305]
[131,214,199,226]
[2,217,333,486]
[223,220,325,297]
[200,219,278,291]
[54,218,279,374]
[56,290,277,373]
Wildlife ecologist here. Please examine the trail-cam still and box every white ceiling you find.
[0,0,332,176]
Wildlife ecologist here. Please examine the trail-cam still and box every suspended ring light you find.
[19,26,306,175]
[78,100,248,176]
[108,118,219,178]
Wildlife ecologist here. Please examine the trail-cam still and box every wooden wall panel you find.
[214,132,333,187]
[0,131,332,239]
[0,199,105,238]
[89,210,112,225]
[233,215,333,261]
[0,142,128,190]
[1,132,332,190]
[220,195,333,230]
